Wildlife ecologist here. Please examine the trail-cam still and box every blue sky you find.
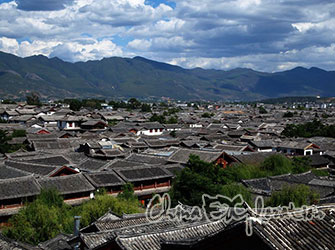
[0,0,334,72]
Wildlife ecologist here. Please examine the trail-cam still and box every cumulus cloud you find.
[0,36,123,62]
[16,0,74,11]
[0,0,334,72]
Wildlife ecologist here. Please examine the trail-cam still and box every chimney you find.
[74,216,81,237]
[73,216,81,250]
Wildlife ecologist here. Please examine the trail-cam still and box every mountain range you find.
[0,51,334,101]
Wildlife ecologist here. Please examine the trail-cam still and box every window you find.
[69,122,73,128]
[155,129,158,132]
[150,129,153,133]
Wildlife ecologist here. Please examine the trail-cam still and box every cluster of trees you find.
[283,111,295,118]
[64,99,105,111]
[0,129,27,154]
[258,106,267,114]
[169,154,319,208]
[201,112,214,118]
[282,119,335,138]
[26,92,42,106]
[3,184,141,245]
[169,155,253,206]
[149,108,180,124]
[149,113,178,124]
[108,98,152,112]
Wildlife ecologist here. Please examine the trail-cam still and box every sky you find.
[0,0,334,72]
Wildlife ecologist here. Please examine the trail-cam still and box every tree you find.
[3,188,142,245]
[166,116,178,124]
[128,98,142,109]
[2,99,16,104]
[117,183,137,201]
[11,129,26,138]
[258,106,267,114]
[283,111,294,118]
[68,99,82,111]
[169,155,252,207]
[0,129,10,153]
[201,112,214,118]
[265,184,319,207]
[260,154,293,176]
[3,189,72,245]
[149,113,166,124]
[26,92,41,106]
[141,103,151,112]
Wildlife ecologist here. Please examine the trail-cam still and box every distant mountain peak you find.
[0,51,333,101]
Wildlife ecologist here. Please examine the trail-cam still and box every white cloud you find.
[0,0,334,72]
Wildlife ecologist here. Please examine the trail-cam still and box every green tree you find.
[3,188,142,245]
[149,113,166,124]
[11,129,26,138]
[141,103,151,112]
[3,189,72,245]
[166,116,178,124]
[68,99,82,111]
[259,106,267,114]
[265,184,319,207]
[260,154,293,175]
[2,99,16,104]
[201,112,214,118]
[117,183,137,201]
[169,155,251,207]
[128,98,142,109]
[26,92,41,106]
[283,111,294,118]
[0,129,11,153]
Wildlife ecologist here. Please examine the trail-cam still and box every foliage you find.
[149,113,166,124]
[128,98,142,109]
[201,112,214,118]
[26,92,41,106]
[265,184,319,207]
[3,189,72,245]
[311,169,329,177]
[221,155,312,183]
[1,99,16,104]
[260,154,294,175]
[283,111,294,118]
[67,99,82,111]
[282,119,335,138]
[169,131,176,137]
[0,129,11,154]
[65,98,104,111]
[169,155,251,207]
[141,103,151,112]
[166,116,178,124]
[3,188,142,245]
[258,106,267,114]
[11,129,26,138]
[117,183,137,201]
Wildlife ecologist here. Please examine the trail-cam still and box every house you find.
[276,141,320,156]
[84,171,125,194]
[80,120,108,131]
[136,122,165,136]
[168,148,225,167]
[57,116,88,131]
[0,176,40,211]
[38,115,64,127]
[37,174,95,205]
[0,110,19,121]
[248,140,277,152]
[113,165,173,204]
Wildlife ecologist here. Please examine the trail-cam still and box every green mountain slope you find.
[0,51,334,101]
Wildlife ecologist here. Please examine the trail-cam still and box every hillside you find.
[0,51,334,101]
